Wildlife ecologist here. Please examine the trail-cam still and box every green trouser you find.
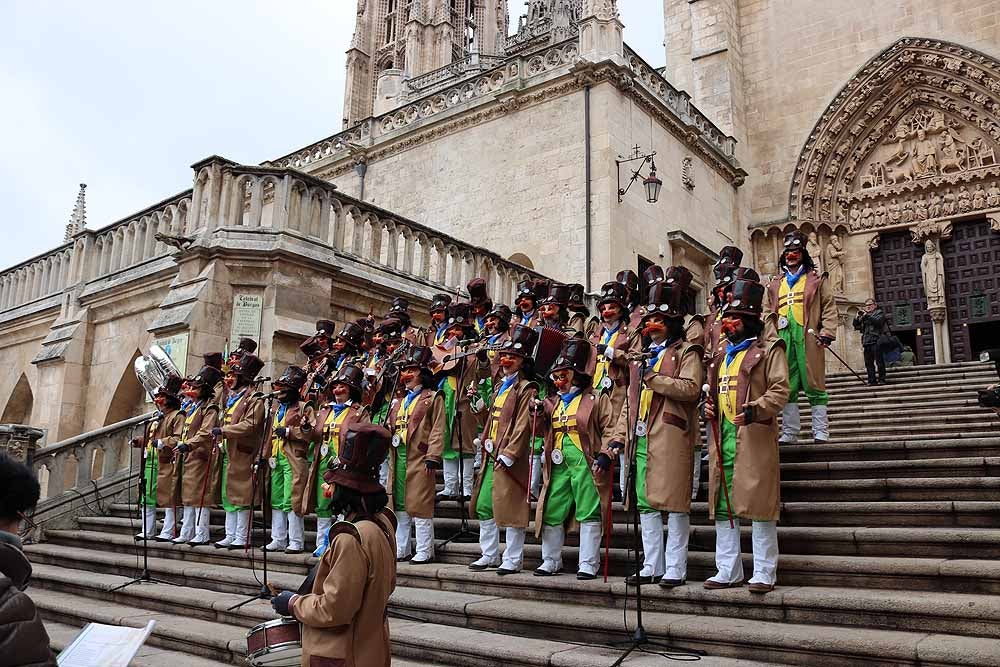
[269,447,293,512]
[635,435,654,514]
[374,402,389,426]
[542,437,601,526]
[715,418,737,517]
[142,451,158,507]
[393,441,408,512]
[220,449,249,513]
[475,462,495,521]
[532,384,548,454]
[439,377,458,461]
[313,444,338,518]
[779,315,828,406]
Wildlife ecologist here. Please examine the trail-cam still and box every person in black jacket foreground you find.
[853,299,888,386]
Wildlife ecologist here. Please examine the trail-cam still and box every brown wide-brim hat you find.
[323,423,390,494]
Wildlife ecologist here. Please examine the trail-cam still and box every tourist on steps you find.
[853,298,888,386]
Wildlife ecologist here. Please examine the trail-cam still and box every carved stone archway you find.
[790,37,1000,230]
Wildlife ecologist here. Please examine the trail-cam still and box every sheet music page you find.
[57,620,156,667]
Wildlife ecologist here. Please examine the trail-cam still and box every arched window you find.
[507,253,534,270]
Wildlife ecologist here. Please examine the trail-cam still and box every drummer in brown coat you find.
[386,345,447,564]
[703,275,789,593]
[613,267,705,587]
[468,324,540,575]
[263,366,317,555]
[533,338,616,580]
[209,354,266,550]
[173,365,223,546]
[272,423,397,667]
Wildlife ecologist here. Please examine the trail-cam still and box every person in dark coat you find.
[853,298,887,385]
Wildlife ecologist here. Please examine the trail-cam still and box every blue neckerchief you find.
[601,322,621,345]
[276,403,289,422]
[488,333,503,345]
[559,387,582,408]
[404,386,422,411]
[520,310,535,325]
[335,355,347,371]
[784,266,805,289]
[477,316,486,331]
[725,337,755,365]
[329,402,349,418]
[226,388,247,409]
[185,400,202,417]
[497,373,518,397]
[646,337,677,370]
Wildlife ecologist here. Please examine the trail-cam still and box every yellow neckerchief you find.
[323,402,352,457]
[394,389,422,446]
[181,402,202,440]
[366,351,380,369]
[552,393,583,451]
[592,324,621,390]
[224,390,247,426]
[638,348,667,423]
[487,375,516,440]
[778,274,806,325]
[719,349,749,423]
[270,405,292,457]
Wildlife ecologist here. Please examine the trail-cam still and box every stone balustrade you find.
[402,54,508,99]
[0,191,193,314]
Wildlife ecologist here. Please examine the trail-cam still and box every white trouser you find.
[749,520,779,585]
[231,510,251,547]
[664,512,691,581]
[691,450,702,500]
[811,405,829,442]
[530,455,543,497]
[266,509,289,549]
[538,525,564,573]
[443,457,473,496]
[216,511,237,546]
[473,448,483,470]
[473,519,501,566]
[619,453,627,496]
[157,507,177,540]
[379,458,390,489]
[780,403,800,444]
[287,512,305,550]
[175,506,196,542]
[578,521,602,576]
[708,519,744,584]
[314,517,334,556]
[193,506,211,542]
[137,506,156,537]
[413,517,435,561]
[396,510,413,559]
[501,527,526,571]
[639,512,665,578]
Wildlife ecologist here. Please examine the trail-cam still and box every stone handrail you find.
[208,162,545,305]
[0,191,193,314]
[622,44,738,160]
[402,54,507,98]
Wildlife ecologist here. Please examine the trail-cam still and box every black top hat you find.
[549,338,594,379]
[229,354,265,382]
[329,364,365,400]
[641,269,693,321]
[154,375,184,399]
[712,266,758,307]
[485,303,513,330]
[237,338,258,354]
[713,246,744,281]
[378,317,405,340]
[445,302,474,329]
[274,365,308,390]
[467,278,490,304]
[430,293,452,312]
[499,324,539,359]
[189,366,223,390]
[516,279,536,299]
[338,322,365,349]
[316,320,336,337]
[642,265,665,287]
[322,423,390,494]
[389,297,410,315]
[566,284,589,314]
[597,281,629,310]
[399,345,434,370]
[721,278,766,318]
[539,283,570,307]
[616,270,640,293]
[202,352,223,371]
[300,337,326,360]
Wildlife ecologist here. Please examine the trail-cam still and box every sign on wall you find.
[230,293,264,344]
[154,332,189,377]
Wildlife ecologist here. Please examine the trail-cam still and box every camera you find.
[977,349,1000,410]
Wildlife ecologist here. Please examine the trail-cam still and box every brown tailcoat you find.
[291,509,397,667]
[301,402,371,515]
[179,402,221,506]
[436,357,484,456]
[276,401,317,514]
[588,320,641,420]
[469,376,538,528]
[533,389,615,537]
[613,339,704,513]
[219,391,267,507]
[151,409,184,507]
[765,270,838,392]
[706,337,789,521]
[387,389,447,518]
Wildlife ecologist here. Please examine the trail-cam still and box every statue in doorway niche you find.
[826,234,846,295]
[921,238,947,310]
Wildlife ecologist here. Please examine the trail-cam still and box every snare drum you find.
[246,617,302,666]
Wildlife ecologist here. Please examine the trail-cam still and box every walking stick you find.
[703,384,734,529]
[526,399,539,504]
[807,328,867,385]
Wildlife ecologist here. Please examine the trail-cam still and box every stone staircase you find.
[27,361,1000,666]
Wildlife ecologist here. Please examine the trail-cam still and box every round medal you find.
[778,315,789,330]
[268,457,277,469]
[601,376,613,390]
[321,445,329,457]
[635,420,648,437]
[391,434,402,448]
[551,449,564,465]
[484,439,495,453]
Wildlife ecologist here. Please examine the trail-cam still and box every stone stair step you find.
[778,437,1000,462]
[46,620,231,667]
[776,478,1000,503]
[825,361,992,381]
[780,456,1000,480]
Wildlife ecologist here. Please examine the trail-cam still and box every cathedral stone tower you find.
[342,0,509,128]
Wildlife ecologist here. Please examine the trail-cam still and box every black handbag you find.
[877,321,897,353]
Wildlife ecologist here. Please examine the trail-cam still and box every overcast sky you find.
[0,1,666,270]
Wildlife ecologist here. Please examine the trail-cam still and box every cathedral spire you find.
[64,183,87,241]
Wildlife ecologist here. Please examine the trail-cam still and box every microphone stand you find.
[437,340,478,549]
[112,415,176,592]
[227,395,276,611]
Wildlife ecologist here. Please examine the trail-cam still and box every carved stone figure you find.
[849,205,861,230]
[874,201,887,227]
[902,199,915,223]
[915,194,929,220]
[988,181,1000,208]
[929,192,943,218]
[888,198,901,225]
[826,234,846,295]
[973,184,987,210]
[957,185,972,213]
[942,188,957,215]
[861,202,875,228]
[921,239,947,309]
[807,232,823,273]
[914,129,939,177]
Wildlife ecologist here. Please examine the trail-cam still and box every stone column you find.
[930,307,952,364]
[0,425,45,466]
[919,233,950,365]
